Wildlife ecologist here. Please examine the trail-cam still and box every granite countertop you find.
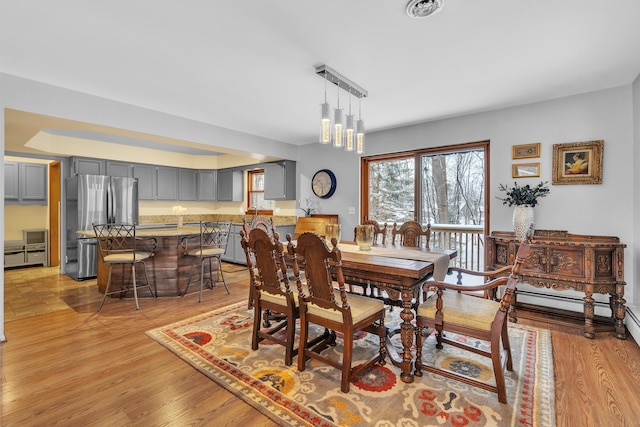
[139,214,297,227]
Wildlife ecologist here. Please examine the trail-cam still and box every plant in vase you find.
[298,197,316,217]
[496,181,550,240]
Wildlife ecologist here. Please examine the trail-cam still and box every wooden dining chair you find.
[414,241,531,403]
[391,220,431,248]
[353,218,387,245]
[287,231,387,393]
[93,223,157,312]
[243,216,276,309]
[240,228,299,365]
[242,215,276,237]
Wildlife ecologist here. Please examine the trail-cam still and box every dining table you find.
[334,241,457,383]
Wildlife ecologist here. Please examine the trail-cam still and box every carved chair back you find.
[391,220,431,248]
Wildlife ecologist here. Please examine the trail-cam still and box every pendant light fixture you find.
[315,65,367,154]
[319,72,331,144]
[356,97,365,154]
[333,79,344,148]
[345,89,355,152]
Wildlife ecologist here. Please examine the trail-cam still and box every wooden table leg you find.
[583,285,595,339]
[398,288,415,383]
[613,284,627,340]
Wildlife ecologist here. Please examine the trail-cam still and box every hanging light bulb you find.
[345,88,355,152]
[319,72,331,144]
[333,79,344,148]
[356,97,365,154]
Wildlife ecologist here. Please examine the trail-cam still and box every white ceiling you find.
[2,0,640,155]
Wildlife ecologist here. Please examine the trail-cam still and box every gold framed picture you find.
[512,142,541,159]
[552,140,603,185]
[512,163,540,178]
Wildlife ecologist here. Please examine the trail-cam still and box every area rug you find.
[146,302,555,427]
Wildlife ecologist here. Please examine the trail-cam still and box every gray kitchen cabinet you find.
[132,163,156,200]
[156,166,178,200]
[221,223,240,263]
[216,168,243,201]
[264,160,296,200]
[106,161,133,177]
[72,157,105,175]
[178,169,198,201]
[4,161,20,200]
[221,223,294,266]
[276,225,295,241]
[197,170,217,201]
[4,161,47,205]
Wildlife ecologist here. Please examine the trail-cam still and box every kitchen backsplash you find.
[139,214,297,226]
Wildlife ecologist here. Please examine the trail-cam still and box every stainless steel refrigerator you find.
[65,174,139,280]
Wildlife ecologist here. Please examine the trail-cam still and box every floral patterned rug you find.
[146,302,555,427]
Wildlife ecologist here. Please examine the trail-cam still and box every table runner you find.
[338,243,451,281]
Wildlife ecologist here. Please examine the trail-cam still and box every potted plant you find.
[497,181,550,240]
[298,197,316,217]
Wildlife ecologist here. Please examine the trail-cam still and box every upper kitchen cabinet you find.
[4,161,20,200]
[106,161,133,177]
[156,166,178,200]
[71,157,106,175]
[197,170,217,201]
[4,161,48,205]
[178,169,197,201]
[132,163,157,200]
[264,160,296,200]
[217,168,243,201]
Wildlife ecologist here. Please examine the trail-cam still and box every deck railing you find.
[429,224,485,271]
[384,223,485,271]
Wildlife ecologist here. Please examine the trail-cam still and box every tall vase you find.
[355,224,375,251]
[512,205,534,241]
[324,223,341,249]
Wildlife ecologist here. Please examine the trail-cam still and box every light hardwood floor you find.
[2,265,640,426]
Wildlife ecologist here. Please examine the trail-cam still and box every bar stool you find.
[93,223,157,311]
[181,220,232,302]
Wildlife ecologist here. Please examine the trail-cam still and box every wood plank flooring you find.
[2,265,640,426]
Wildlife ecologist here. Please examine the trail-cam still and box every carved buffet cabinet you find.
[486,230,626,339]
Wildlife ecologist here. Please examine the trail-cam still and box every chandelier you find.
[316,65,367,154]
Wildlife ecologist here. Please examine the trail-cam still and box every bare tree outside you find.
[368,157,415,224]
[421,150,485,226]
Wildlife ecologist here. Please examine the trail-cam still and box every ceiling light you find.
[406,0,444,18]
[345,89,355,152]
[315,65,368,154]
[356,97,365,154]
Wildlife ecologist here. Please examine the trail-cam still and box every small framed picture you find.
[512,162,540,178]
[552,140,603,185]
[512,142,541,159]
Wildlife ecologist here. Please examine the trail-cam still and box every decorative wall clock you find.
[311,169,337,199]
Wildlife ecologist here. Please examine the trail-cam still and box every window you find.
[247,169,273,214]
[361,141,489,270]
[366,155,416,224]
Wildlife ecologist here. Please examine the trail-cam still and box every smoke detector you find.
[406,0,444,18]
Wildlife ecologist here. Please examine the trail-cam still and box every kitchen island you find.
[87,226,217,298]
[82,220,295,298]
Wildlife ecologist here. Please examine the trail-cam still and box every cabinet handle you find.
[550,255,558,266]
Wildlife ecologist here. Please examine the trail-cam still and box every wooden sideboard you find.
[486,230,626,339]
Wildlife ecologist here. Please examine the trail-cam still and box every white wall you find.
[297,84,639,341]
[630,74,640,339]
